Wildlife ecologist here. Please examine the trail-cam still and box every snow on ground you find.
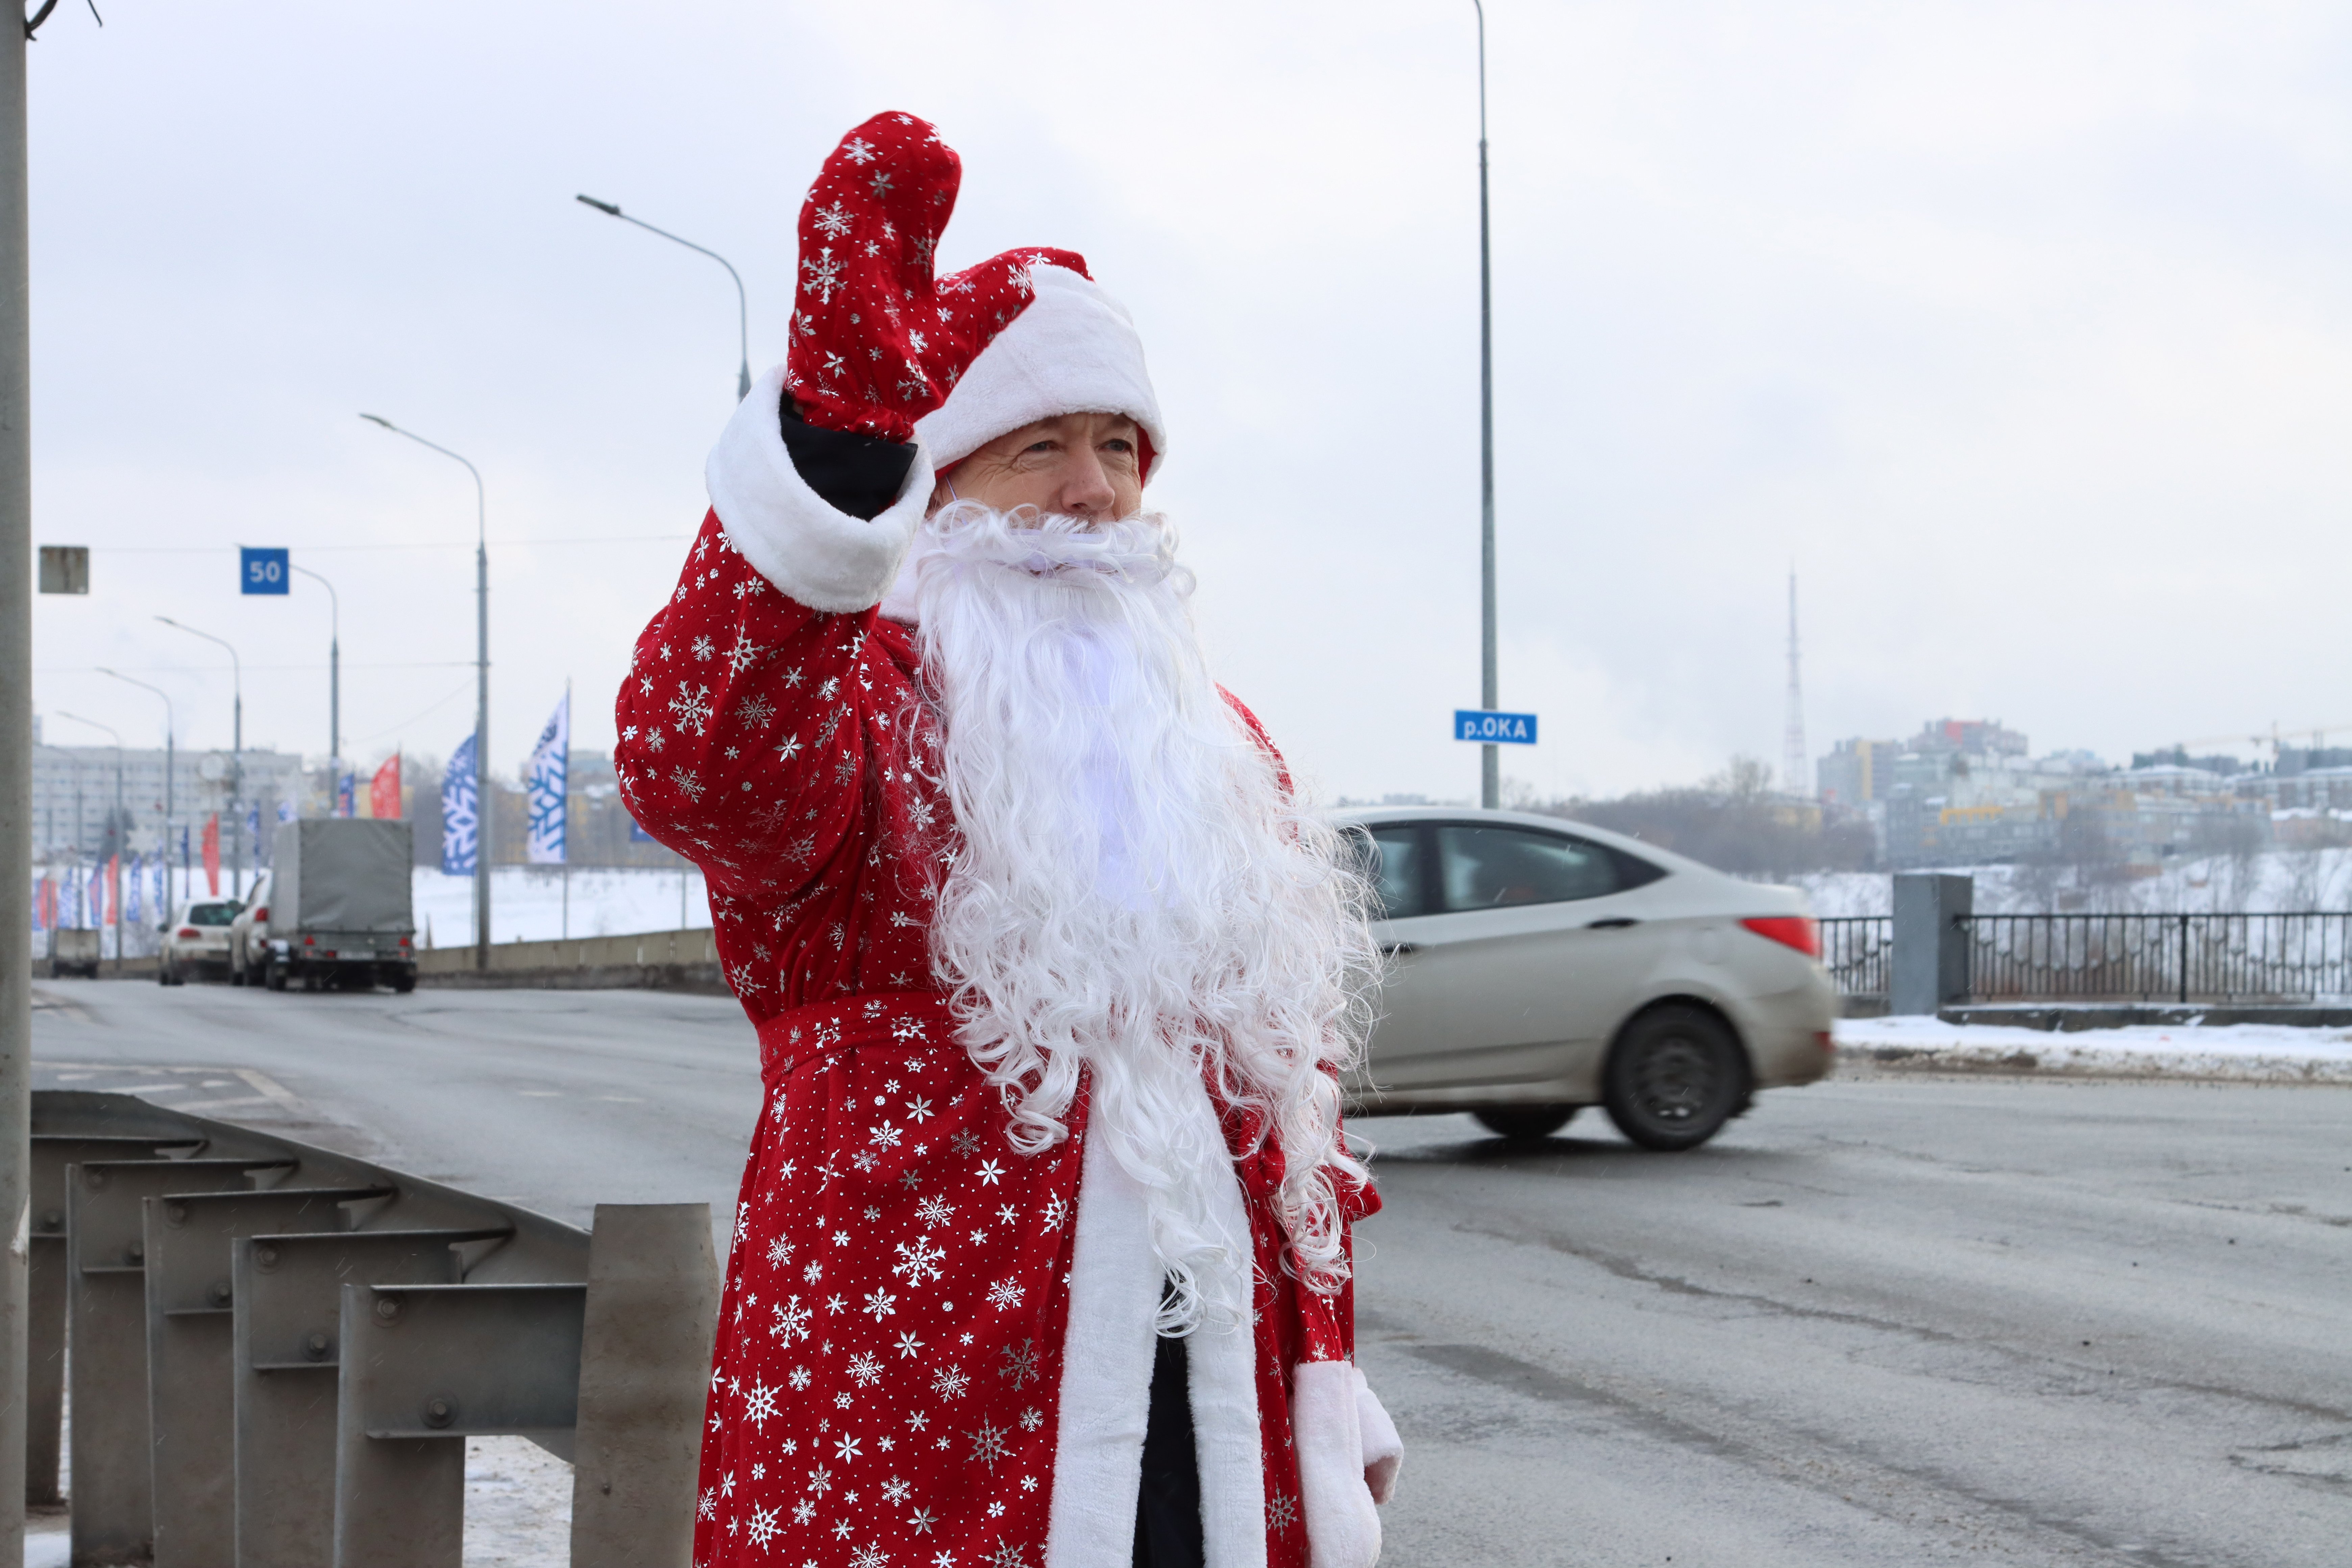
[461,1436,572,1567]
[413,866,709,949]
[1835,1014,2352,1083]
[1788,846,2352,918]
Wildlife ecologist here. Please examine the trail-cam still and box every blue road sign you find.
[240,547,289,595]
[1455,708,1538,745]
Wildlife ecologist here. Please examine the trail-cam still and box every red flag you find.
[201,814,221,897]
[106,855,119,926]
[370,753,402,820]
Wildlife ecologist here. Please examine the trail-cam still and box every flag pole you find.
[560,679,571,943]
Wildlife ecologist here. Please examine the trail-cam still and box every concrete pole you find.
[359,419,488,966]
[0,12,33,1560]
[1472,0,1498,811]
[475,531,488,967]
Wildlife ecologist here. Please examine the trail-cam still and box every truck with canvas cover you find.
[261,818,418,992]
[45,926,100,979]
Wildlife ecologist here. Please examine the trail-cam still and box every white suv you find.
[159,897,241,984]
[1340,807,1836,1149]
[226,870,272,986]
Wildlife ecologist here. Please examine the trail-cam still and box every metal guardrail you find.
[1818,916,1892,1000]
[1817,912,2352,1003]
[28,1089,717,1567]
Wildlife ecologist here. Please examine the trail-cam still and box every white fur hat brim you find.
[914,263,1167,478]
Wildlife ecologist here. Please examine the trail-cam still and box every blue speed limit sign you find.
[240,547,289,594]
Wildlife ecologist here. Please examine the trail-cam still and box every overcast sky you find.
[24,2,2352,805]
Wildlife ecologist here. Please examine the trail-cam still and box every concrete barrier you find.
[414,928,726,995]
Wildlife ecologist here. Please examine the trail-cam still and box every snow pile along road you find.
[1835,1015,2352,1083]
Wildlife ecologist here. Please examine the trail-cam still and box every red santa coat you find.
[616,368,1398,1568]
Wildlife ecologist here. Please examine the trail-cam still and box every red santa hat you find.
[784,113,1166,480]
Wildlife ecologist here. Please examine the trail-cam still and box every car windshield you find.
[185,903,238,927]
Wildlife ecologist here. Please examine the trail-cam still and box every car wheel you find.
[1602,1005,1752,1152]
[1474,1106,1579,1142]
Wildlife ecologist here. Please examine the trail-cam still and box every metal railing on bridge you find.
[1818,911,2352,1005]
[28,1089,717,1567]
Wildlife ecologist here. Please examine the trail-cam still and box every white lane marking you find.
[35,1063,310,1119]
[173,1095,274,1113]
[234,1069,305,1112]
[517,1090,562,1098]
[596,1095,645,1103]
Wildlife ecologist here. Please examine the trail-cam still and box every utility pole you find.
[361,416,489,969]
[291,563,340,799]
[0,9,33,1559]
[575,195,754,402]
[1782,569,1809,798]
[100,668,174,910]
[157,617,243,894]
[1472,0,1498,810]
[55,715,121,950]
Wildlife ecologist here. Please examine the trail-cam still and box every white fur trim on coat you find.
[1046,1078,1265,1568]
[915,264,1168,476]
[1294,1361,1382,1568]
[1354,1368,1401,1506]
[1184,1084,1268,1568]
[705,363,936,615]
[1044,1129,1156,1567]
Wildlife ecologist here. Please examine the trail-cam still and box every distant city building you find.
[1908,717,2030,760]
[1816,738,1897,808]
[2276,745,2352,777]
[1811,716,2352,869]
[32,742,305,870]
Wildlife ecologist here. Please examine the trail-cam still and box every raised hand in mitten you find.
[784,112,963,443]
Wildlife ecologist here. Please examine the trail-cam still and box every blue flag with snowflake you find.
[442,733,480,876]
[525,691,569,865]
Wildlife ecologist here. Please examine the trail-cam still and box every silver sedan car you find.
[1340,807,1836,1149]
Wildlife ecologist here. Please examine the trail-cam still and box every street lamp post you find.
[1472,0,1499,812]
[290,563,341,799]
[97,668,173,911]
[52,713,121,956]
[575,195,753,402]
[361,415,490,971]
[154,616,245,894]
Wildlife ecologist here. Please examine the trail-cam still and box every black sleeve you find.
[779,393,919,521]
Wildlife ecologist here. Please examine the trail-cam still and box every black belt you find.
[1132,1327,1204,1568]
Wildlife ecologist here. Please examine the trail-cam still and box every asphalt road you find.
[32,977,2352,1567]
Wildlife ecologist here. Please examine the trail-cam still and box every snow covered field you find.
[1789,845,2352,917]
[1835,1014,2352,1083]
[412,866,709,950]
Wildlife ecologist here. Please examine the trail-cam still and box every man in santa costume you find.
[616,112,1401,1568]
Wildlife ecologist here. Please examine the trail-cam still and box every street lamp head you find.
[576,194,622,217]
[358,413,395,431]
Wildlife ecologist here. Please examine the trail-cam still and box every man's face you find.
[929,411,1143,522]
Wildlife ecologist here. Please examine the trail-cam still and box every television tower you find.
[1782,568,1809,798]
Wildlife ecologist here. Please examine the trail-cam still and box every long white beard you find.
[911,501,1377,1330]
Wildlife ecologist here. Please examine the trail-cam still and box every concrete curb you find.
[1836,1045,2352,1085]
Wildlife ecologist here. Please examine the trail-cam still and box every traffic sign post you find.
[239,547,289,595]
[1454,708,1538,745]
